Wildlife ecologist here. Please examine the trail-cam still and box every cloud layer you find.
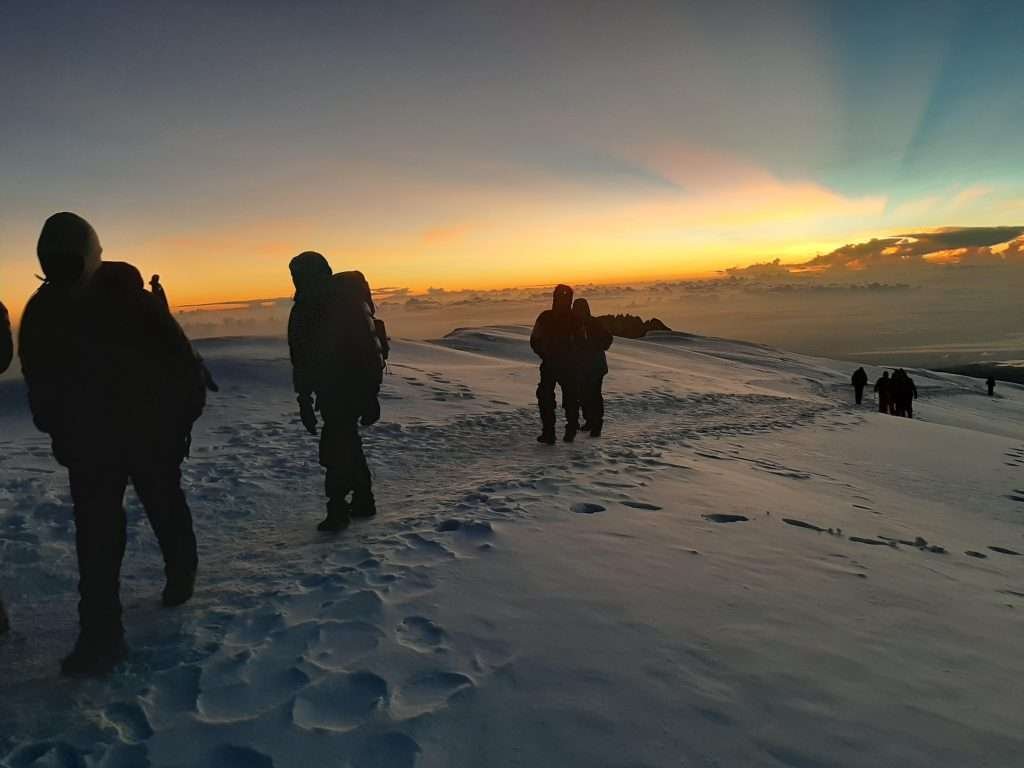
[728,226,1024,277]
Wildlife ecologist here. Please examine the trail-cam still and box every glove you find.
[361,396,381,427]
[298,395,318,435]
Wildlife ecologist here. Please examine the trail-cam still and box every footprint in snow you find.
[572,502,606,514]
[393,670,474,719]
[397,616,446,651]
[621,501,662,510]
[703,513,748,523]
[291,671,388,732]
[849,536,892,546]
[782,518,825,532]
[989,546,1022,556]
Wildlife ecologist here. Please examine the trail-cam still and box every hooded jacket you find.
[287,257,382,406]
[19,215,203,466]
[530,285,578,366]
[571,298,612,376]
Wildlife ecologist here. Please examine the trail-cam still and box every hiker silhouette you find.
[571,298,613,437]
[851,367,868,405]
[531,284,580,444]
[896,369,918,418]
[874,371,891,414]
[987,376,996,397]
[288,252,385,532]
[18,212,207,677]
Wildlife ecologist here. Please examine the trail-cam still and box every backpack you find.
[321,271,385,394]
[374,318,390,362]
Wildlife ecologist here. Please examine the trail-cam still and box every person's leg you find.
[855,386,864,404]
[131,462,198,606]
[559,371,579,442]
[577,372,592,430]
[346,413,375,518]
[319,419,352,530]
[590,375,605,436]
[536,364,557,442]
[65,465,130,673]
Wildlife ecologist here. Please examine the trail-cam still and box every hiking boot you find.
[318,501,351,532]
[537,430,556,445]
[589,424,602,438]
[162,567,197,608]
[563,425,578,443]
[350,493,377,519]
[61,635,129,678]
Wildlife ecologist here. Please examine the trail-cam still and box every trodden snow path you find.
[1,327,1023,767]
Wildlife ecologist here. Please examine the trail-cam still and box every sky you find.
[2,0,1024,318]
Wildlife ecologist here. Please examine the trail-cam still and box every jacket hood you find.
[552,283,573,313]
[290,251,332,298]
[572,297,591,318]
[37,212,102,286]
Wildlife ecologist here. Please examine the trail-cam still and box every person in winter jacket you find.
[571,298,612,437]
[851,367,868,405]
[18,212,206,676]
[874,371,891,414]
[891,368,918,418]
[288,252,384,531]
[530,284,580,444]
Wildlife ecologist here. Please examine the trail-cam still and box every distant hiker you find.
[851,367,868,405]
[1,301,12,375]
[19,213,207,676]
[901,370,919,418]
[571,298,613,437]
[890,369,918,418]
[890,369,905,416]
[531,284,580,444]
[987,376,996,397]
[874,371,891,414]
[288,252,385,532]
[150,273,169,311]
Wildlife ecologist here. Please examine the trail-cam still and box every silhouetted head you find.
[552,284,573,313]
[91,262,145,295]
[883,371,890,378]
[37,212,102,286]
[289,251,332,297]
[572,297,591,319]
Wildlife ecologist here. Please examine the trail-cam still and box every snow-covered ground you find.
[2,326,1023,767]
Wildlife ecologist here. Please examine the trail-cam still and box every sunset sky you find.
[2,1,1023,314]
